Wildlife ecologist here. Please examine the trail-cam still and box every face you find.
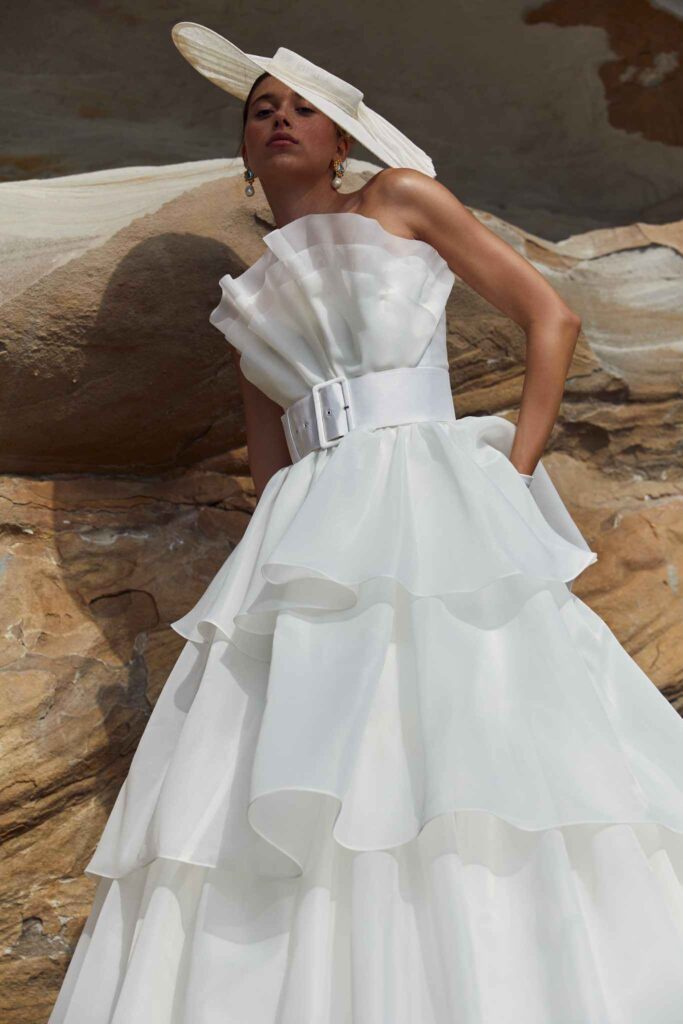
[242,75,350,181]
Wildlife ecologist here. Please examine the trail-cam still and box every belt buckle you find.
[311,376,354,448]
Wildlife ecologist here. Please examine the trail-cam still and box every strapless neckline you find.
[259,210,451,273]
[209,208,457,411]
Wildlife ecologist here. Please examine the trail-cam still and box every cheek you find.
[244,120,268,145]
[299,118,339,152]
[246,112,289,138]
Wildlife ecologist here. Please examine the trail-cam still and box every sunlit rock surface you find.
[1,157,681,1021]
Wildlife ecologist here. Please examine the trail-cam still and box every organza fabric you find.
[49,213,683,1023]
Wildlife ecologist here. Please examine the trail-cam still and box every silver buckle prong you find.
[311,376,354,448]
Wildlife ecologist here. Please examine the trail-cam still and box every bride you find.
[225,56,578,500]
[48,21,683,1024]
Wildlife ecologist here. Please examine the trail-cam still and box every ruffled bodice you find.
[203,210,598,622]
[208,211,455,409]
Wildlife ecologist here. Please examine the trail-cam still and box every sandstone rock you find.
[3,2,683,237]
[1,158,681,1021]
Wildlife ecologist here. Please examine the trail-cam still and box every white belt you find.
[281,366,456,463]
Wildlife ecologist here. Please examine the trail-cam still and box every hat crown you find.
[270,47,364,117]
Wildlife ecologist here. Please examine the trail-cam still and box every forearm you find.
[242,398,292,501]
[234,355,292,502]
[248,432,291,501]
[509,312,581,476]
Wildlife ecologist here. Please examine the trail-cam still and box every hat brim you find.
[171,22,435,177]
[172,22,267,100]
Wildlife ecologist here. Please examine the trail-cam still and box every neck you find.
[263,178,363,229]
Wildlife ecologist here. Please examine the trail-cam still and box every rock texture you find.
[2,1,683,237]
[1,158,682,1022]
[526,0,683,148]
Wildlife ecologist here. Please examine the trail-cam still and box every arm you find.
[231,348,292,501]
[379,169,582,477]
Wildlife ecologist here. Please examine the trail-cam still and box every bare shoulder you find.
[358,167,468,243]
[371,171,580,330]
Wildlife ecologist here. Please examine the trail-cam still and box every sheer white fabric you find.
[49,213,683,1024]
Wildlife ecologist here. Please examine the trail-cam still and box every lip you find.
[267,133,298,147]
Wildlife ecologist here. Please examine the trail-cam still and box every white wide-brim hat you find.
[171,22,436,178]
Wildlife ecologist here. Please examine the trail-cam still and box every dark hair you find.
[235,71,271,155]
[235,71,353,156]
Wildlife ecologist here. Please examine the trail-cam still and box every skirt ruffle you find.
[169,415,597,661]
[50,415,683,1024]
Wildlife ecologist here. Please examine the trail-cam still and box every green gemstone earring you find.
[331,158,345,190]
[244,166,256,197]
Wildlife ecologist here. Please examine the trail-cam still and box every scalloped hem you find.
[86,591,683,888]
[84,805,683,881]
[170,415,599,663]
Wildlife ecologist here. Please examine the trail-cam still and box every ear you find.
[335,131,353,163]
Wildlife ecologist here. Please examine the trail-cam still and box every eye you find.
[254,106,313,118]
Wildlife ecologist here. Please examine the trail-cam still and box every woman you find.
[48,22,683,1024]
[229,82,576,502]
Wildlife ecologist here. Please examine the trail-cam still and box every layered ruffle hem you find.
[49,414,683,1024]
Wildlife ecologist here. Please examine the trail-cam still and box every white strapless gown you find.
[48,213,683,1024]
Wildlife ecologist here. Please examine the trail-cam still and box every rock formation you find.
[1,158,681,1021]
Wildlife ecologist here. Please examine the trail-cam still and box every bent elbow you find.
[521,303,582,333]
[559,306,582,331]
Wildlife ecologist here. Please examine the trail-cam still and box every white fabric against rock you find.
[49,212,683,1024]
[209,211,456,410]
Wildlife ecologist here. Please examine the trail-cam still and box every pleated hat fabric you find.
[171,21,437,177]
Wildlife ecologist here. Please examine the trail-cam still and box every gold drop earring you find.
[331,157,345,190]
[244,166,256,197]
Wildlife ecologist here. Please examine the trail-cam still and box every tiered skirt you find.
[48,415,683,1024]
